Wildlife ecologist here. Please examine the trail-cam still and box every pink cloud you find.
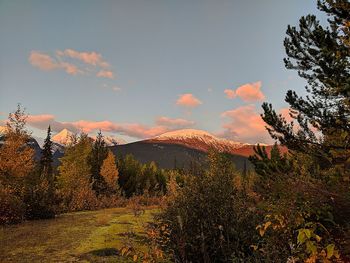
[224,89,236,99]
[29,51,82,75]
[60,62,82,75]
[29,49,114,77]
[97,70,114,79]
[224,81,265,102]
[27,114,195,140]
[176,94,202,108]
[29,51,59,71]
[27,114,80,133]
[219,105,272,144]
[279,107,294,122]
[156,116,195,128]
[60,49,110,68]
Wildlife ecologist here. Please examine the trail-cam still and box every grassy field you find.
[0,207,161,262]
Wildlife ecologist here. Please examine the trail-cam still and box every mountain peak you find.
[52,129,75,145]
[150,128,247,154]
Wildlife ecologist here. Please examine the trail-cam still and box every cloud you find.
[176,94,202,108]
[224,89,236,99]
[29,51,59,71]
[97,70,114,79]
[29,49,114,78]
[156,116,195,128]
[279,107,294,122]
[27,114,195,140]
[29,51,82,75]
[27,114,80,133]
[218,104,272,144]
[60,62,82,75]
[218,105,296,144]
[58,49,110,68]
[224,81,265,102]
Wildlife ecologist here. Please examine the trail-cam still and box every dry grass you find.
[0,207,160,262]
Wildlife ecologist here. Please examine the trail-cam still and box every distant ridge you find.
[147,129,284,157]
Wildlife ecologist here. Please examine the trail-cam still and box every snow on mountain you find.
[150,129,249,153]
[52,128,75,145]
[150,129,286,157]
[155,129,245,146]
[52,129,126,146]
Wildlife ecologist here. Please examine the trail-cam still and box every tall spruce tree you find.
[40,126,53,181]
[26,125,56,219]
[261,0,350,171]
[89,130,108,195]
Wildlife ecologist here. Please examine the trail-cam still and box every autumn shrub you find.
[250,148,350,262]
[156,152,260,262]
[0,186,26,224]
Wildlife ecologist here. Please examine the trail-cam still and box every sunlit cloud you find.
[29,51,83,75]
[29,51,59,71]
[27,114,195,140]
[218,104,272,144]
[97,70,114,79]
[224,89,236,99]
[176,93,202,108]
[224,81,265,102]
[29,49,114,78]
[57,49,110,68]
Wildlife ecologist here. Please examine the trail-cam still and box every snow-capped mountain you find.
[147,129,278,157]
[154,129,246,150]
[52,128,126,146]
[52,128,75,145]
[148,129,245,154]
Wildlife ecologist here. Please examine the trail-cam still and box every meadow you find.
[0,207,160,262]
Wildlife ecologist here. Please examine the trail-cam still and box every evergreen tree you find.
[25,125,56,219]
[40,126,53,183]
[89,130,108,195]
[261,0,350,172]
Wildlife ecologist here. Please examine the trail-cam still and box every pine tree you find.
[40,126,53,182]
[89,130,108,195]
[100,150,120,196]
[24,125,57,219]
[261,0,350,172]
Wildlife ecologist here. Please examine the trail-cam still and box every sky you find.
[0,0,326,144]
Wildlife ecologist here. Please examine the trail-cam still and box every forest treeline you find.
[0,109,179,222]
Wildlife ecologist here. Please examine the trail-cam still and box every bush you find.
[156,152,260,262]
[0,186,25,224]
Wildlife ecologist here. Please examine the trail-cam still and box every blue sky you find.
[0,0,325,143]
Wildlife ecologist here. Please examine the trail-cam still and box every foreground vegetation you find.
[0,207,161,262]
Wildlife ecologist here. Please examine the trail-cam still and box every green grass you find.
[0,207,160,262]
